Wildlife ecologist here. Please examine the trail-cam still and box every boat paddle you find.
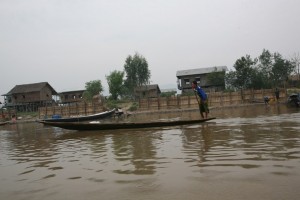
[194,90,202,115]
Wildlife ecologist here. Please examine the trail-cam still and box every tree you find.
[258,49,273,88]
[258,49,273,74]
[160,91,177,97]
[291,52,300,80]
[206,67,226,87]
[83,80,103,101]
[225,70,237,91]
[225,50,296,90]
[123,53,151,95]
[250,70,266,89]
[272,53,295,87]
[233,55,257,89]
[106,70,125,100]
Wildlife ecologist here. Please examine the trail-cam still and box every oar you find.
[194,91,201,115]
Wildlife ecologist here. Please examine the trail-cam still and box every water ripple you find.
[1,106,300,200]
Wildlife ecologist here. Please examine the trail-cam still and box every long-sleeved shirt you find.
[194,86,207,101]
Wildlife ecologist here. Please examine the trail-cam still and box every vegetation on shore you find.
[82,49,299,102]
[2,50,299,122]
[104,99,138,112]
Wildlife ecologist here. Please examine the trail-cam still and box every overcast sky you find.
[1,0,299,102]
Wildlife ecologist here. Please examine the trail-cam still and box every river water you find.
[0,104,299,200]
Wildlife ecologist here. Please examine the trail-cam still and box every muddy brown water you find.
[0,104,299,200]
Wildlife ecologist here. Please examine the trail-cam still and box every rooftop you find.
[176,66,228,77]
[2,82,57,96]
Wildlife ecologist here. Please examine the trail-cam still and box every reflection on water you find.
[0,104,300,200]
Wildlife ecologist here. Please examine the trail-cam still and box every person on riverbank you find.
[264,96,270,105]
[192,80,209,119]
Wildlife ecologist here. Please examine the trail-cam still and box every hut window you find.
[73,95,76,99]
[195,77,200,84]
[184,79,190,85]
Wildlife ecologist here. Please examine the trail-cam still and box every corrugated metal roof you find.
[176,66,228,77]
[4,82,57,95]
[58,90,85,95]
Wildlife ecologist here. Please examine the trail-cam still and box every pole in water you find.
[194,91,202,115]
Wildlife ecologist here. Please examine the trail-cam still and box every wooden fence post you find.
[166,97,169,109]
[76,103,78,115]
[68,104,70,117]
[158,97,160,110]
[241,89,243,104]
[93,102,95,114]
[220,92,223,106]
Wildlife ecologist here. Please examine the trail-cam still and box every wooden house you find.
[2,82,57,111]
[134,84,161,99]
[58,90,85,105]
[176,66,227,94]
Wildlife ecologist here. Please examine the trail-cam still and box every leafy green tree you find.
[257,49,273,88]
[291,53,300,77]
[106,70,125,100]
[249,70,267,89]
[225,50,296,90]
[160,91,177,97]
[272,53,295,87]
[123,53,151,95]
[83,80,103,101]
[233,55,257,89]
[258,49,273,74]
[225,70,237,91]
[207,67,226,87]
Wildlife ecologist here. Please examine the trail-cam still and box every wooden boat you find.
[39,117,216,131]
[0,121,9,126]
[42,109,116,122]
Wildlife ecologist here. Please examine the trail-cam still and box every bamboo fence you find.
[138,88,286,111]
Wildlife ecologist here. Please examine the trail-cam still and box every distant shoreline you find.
[4,102,282,124]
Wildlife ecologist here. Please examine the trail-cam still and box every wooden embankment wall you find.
[138,89,286,111]
[38,102,104,119]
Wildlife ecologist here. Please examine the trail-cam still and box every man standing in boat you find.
[192,80,209,119]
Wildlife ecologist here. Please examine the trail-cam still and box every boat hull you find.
[42,109,115,122]
[39,117,216,131]
[0,121,9,126]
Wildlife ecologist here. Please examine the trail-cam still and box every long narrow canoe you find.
[39,117,216,131]
[41,109,115,122]
[0,121,9,126]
